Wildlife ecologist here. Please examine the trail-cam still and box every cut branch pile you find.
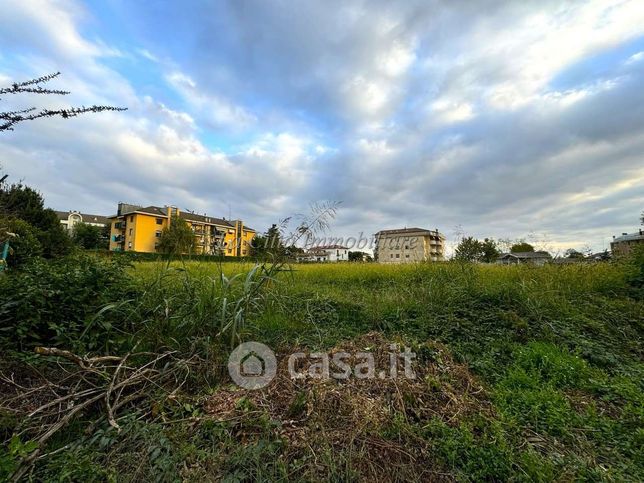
[0,346,195,481]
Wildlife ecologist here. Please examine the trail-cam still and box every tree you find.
[285,245,305,259]
[72,222,103,249]
[0,178,72,258]
[564,248,584,259]
[454,237,483,262]
[348,251,373,262]
[454,237,500,262]
[510,242,534,253]
[1,72,126,132]
[251,224,286,258]
[100,224,111,249]
[250,233,267,258]
[479,238,500,263]
[265,224,285,255]
[157,218,196,255]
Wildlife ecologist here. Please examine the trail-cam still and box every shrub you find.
[0,217,42,268]
[72,222,106,250]
[624,244,644,291]
[0,253,138,352]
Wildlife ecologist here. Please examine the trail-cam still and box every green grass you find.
[2,257,643,481]
[117,260,642,480]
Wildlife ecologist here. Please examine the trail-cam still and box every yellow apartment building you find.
[108,203,255,256]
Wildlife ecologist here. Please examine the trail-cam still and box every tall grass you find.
[2,256,641,481]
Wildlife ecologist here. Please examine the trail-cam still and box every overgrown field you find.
[1,256,643,481]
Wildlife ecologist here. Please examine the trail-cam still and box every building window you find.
[130,216,134,222]
[404,245,409,250]
[129,228,133,236]
[390,254,393,258]
[155,231,161,238]
[405,254,409,258]
[128,242,132,249]
[396,254,400,258]
[156,218,163,225]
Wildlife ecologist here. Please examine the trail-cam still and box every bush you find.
[0,218,42,268]
[0,254,138,352]
[72,222,106,250]
[624,244,644,291]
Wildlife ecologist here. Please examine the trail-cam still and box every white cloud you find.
[626,51,644,64]
[165,71,257,130]
[430,99,475,123]
[1,0,644,253]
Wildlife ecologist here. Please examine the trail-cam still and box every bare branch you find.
[0,72,127,132]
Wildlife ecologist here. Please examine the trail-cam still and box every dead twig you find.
[5,346,193,481]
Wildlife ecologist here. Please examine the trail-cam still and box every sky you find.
[1,0,643,255]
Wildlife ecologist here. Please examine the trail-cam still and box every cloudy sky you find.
[1,0,643,254]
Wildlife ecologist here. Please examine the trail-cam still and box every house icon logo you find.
[228,342,277,389]
[240,351,265,376]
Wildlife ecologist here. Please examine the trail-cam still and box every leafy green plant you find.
[624,244,644,291]
[0,253,137,352]
[0,436,38,480]
[0,217,42,268]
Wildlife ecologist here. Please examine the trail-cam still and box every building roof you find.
[306,248,330,256]
[55,210,110,225]
[375,227,443,237]
[109,205,167,218]
[110,205,242,229]
[317,244,348,249]
[499,251,552,259]
[612,231,644,243]
[137,206,168,217]
[179,211,232,227]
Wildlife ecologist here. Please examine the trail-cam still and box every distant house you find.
[374,227,445,263]
[611,230,644,257]
[55,210,109,233]
[497,251,552,266]
[297,248,330,262]
[297,245,348,262]
[316,245,349,262]
[588,250,611,261]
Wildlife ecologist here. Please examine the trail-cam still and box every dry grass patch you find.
[203,332,493,481]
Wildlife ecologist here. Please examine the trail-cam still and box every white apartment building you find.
[374,227,445,263]
[56,210,109,233]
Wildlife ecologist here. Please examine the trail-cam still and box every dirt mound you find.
[204,333,493,481]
